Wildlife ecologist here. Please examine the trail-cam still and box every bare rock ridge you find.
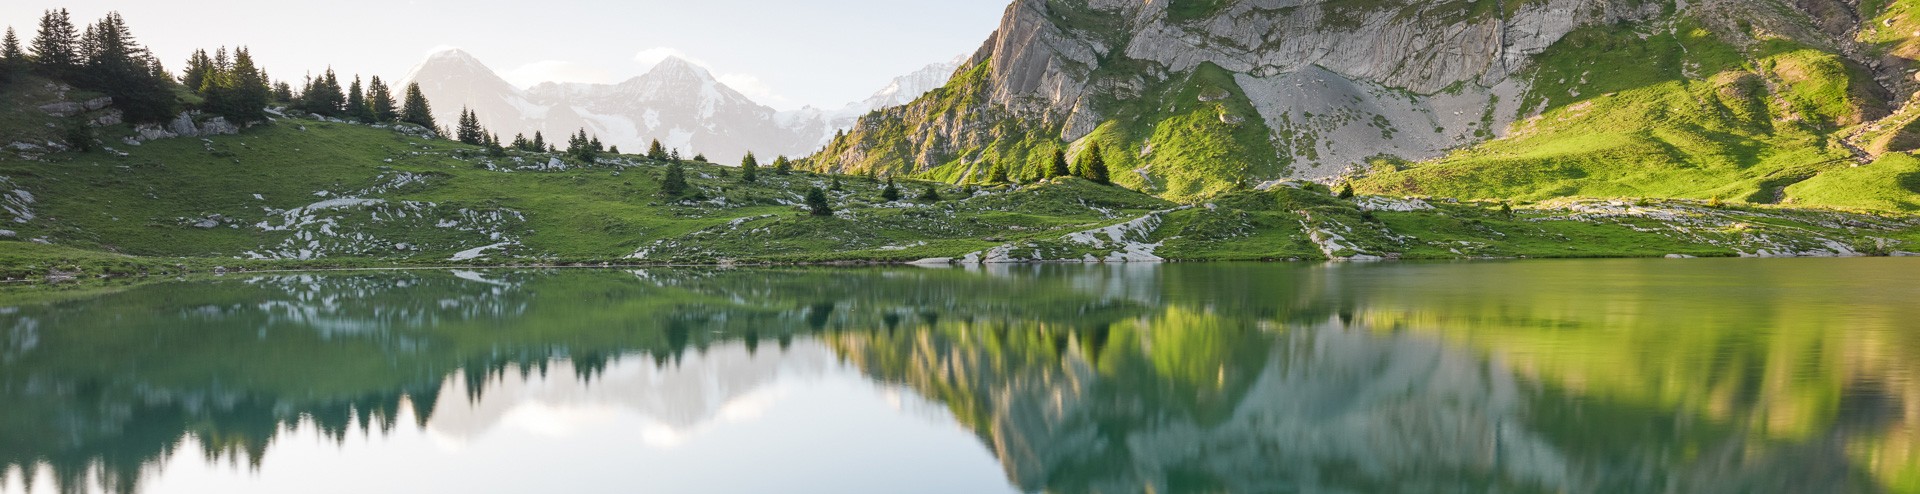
[404,49,962,165]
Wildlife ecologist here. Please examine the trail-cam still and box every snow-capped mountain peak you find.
[403,50,963,163]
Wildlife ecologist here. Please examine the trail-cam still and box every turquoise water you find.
[2,259,1917,493]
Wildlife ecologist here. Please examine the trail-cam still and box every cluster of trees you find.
[956,144,1111,187]
[180,47,269,123]
[4,10,177,122]
[286,68,431,129]
[453,107,505,154]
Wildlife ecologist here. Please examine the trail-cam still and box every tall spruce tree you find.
[660,161,690,198]
[1049,149,1070,178]
[31,9,79,76]
[181,49,212,92]
[346,75,370,122]
[1079,143,1111,185]
[224,47,268,123]
[456,107,484,145]
[1,28,21,64]
[531,131,546,151]
[806,187,832,216]
[0,28,19,84]
[739,152,759,183]
[399,82,435,130]
[647,139,667,160]
[365,76,396,122]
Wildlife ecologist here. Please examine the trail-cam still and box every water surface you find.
[2,259,1917,493]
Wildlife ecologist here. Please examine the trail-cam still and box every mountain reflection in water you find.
[1,260,1916,493]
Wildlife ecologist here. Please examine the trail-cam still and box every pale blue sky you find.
[1,0,1009,109]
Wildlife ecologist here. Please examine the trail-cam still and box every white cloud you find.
[502,60,616,88]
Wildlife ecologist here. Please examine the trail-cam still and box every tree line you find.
[3,9,442,133]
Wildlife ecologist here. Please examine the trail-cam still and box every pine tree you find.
[30,9,79,76]
[1337,183,1355,199]
[456,107,484,145]
[1,27,21,64]
[1049,149,1070,178]
[988,162,1010,184]
[511,133,530,150]
[670,149,682,161]
[181,49,212,92]
[346,75,371,122]
[365,76,396,122]
[400,82,436,130]
[1079,143,1110,185]
[608,145,620,155]
[485,133,507,157]
[271,81,293,103]
[739,152,758,183]
[772,155,791,175]
[830,175,844,191]
[531,131,546,152]
[806,187,832,216]
[647,139,667,160]
[919,185,941,202]
[301,68,346,117]
[69,12,175,123]
[660,161,690,198]
[693,153,707,163]
[223,47,269,123]
[881,178,901,202]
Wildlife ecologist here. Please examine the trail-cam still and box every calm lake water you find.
[1,259,1917,493]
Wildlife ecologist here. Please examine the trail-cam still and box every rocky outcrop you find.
[132,112,240,141]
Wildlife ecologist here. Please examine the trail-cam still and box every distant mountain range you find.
[403,49,961,164]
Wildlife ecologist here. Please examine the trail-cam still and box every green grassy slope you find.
[1356,12,1920,211]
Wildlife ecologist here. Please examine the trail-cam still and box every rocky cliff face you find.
[813,0,1920,202]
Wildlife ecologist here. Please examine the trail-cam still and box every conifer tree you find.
[660,161,690,198]
[1,27,21,65]
[400,82,436,130]
[271,81,293,103]
[609,145,620,155]
[181,49,212,92]
[806,187,832,216]
[223,47,269,123]
[670,149,682,161]
[989,162,1009,184]
[346,75,371,122]
[881,178,901,202]
[739,152,759,183]
[772,155,791,175]
[68,12,175,122]
[647,139,667,160]
[693,153,707,163]
[512,133,530,150]
[456,107,484,145]
[1337,183,1355,199]
[1079,143,1110,185]
[365,76,396,121]
[31,9,79,76]
[1049,149,1070,178]
[530,131,546,151]
[919,185,941,201]
[830,175,844,191]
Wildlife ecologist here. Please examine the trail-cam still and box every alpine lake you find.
[2,258,1917,493]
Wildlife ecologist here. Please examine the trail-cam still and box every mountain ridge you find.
[808,0,1920,208]
[404,49,962,164]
